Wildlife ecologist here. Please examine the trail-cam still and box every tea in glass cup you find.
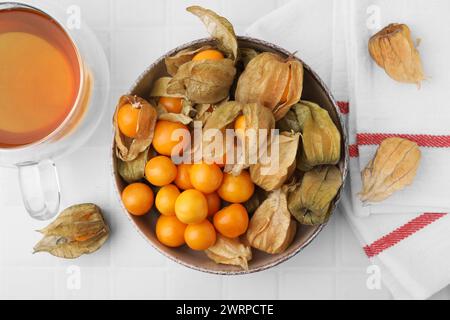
[0,2,110,220]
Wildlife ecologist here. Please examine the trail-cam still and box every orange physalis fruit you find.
[184,220,217,250]
[145,155,177,187]
[117,103,140,138]
[192,49,224,62]
[159,96,183,114]
[205,192,221,217]
[152,120,189,156]
[213,203,249,238]
[156,215,187,248]
[121,182,154,216]
[217,170,254,203]
[155,184,180,216]
[174,163,194,190]
[175,189,208,224]
[189,162,223,194]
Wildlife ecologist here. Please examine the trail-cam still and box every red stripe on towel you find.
[357,133,450,148]
[348,144,359,158]
[363,213,447,258]
[337,101,349,114]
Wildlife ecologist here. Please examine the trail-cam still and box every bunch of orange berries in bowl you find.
[118,88,255,252]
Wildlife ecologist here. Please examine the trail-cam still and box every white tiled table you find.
[0,0,448,300]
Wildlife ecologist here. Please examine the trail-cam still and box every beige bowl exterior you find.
[111,37,349,275]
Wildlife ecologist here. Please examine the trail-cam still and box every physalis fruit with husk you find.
[201,101,244,165]
[201,101,275,174]
[166,6,237,104]
[293,101,341,171]
[33,204,109,259]
[239,47,259,68]
[205,234,252,270]
[250,131,300,192]
[359,137,421,203]
[187,6,238,61]
[246,187,297,254]
[368,23,425,86]
[165,46,213,77]
[118,147,150,183]
[226,102,276,175]
[150,77,194,125]
[235,52,304,120]
[288,166,342,226]
[167,59,236,104]
[114,95,157,162]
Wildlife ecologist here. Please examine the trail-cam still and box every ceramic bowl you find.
[112,36,348,274]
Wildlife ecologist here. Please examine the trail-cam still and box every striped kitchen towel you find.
[247,0,450,299]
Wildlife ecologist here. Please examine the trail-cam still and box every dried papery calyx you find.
[149,77,184,99]
[368,23,425,86]
[33,204,109,259]
[293,101,341,171]
[244,188,268,214]
[276,109,301,133]
[201,101,243,164]
[359,137,421,203]
[250,131,300,192]
[205,234,252,270]
[225,103,276,175]
[165,46,212,76]
[194,103,214,125]
[167,59,236,104]
[165,6,238,104]
[239,48,259,67]
[187,6,238,61]
[158,111,193,125]
[203,101,243,131]
[114,95,157,161]
[235,52,303,120]
[150,77,197,124]
[288,165,343,226]
[192,98,230,126]
[246,187,297,254]
[118,147,150,183]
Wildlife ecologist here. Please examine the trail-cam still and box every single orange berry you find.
[117,103,140,138]
[174,163,193,190]
[121,182,154,216]
[213,203,249,238]
[159,97,183,114]
[205,192,221,217]
[156,215,187,248]
[155,184,180,216]
[175,189,208,224]
[152,120,189,156]
[189,163,223,194]
[184,220,217,250]
[192,49,224,62]
[217,170,254,203]
[145,156,177,187]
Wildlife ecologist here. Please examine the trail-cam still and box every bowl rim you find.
[110,36,349,275]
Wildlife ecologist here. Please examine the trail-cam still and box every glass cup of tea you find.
[0,2,110,220]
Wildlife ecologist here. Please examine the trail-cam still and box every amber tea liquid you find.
[0,8,81,147]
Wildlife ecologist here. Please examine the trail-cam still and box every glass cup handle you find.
[17,159,60,220]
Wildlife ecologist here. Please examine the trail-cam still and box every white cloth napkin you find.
[345,0,450,216]
[246,0,450,300]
